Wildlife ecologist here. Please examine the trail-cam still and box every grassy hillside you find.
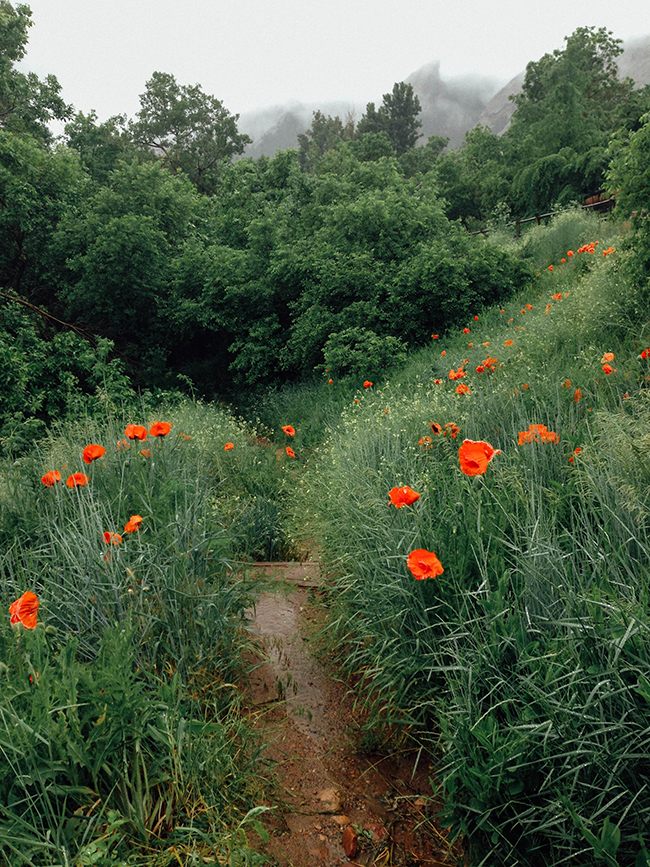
[287,210,650,866]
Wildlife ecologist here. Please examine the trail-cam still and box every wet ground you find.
[243,561,464,867]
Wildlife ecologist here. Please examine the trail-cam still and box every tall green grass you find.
[0,400,273,865]
[288,214,650,866]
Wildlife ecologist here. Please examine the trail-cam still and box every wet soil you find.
[243,561,464,867]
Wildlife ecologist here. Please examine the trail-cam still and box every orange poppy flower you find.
[430,422,442,434]
[224,442,234,451]
[567,250,574,257]
[505,340,514,347]
[548,265,553,272]
[82,444,106,464]
[66,473,89,487]
[329,378,333,384]
[41,470,61,487]
[456,383,471,395]
[574,389,582,402]
[406,549,444,581]
[468,343,473,348]
[418,436,433,448]
[140,448,151,458]
[526,304,533,310]
[441,350,446,357]
[601,352,615,364]
[551,292,562,301]
[389,486,421,508]
[449,367,466,380]
[282,426,296,436]
[117,438,130,451]
[458,439,500,476]
[149,421,172,437]
[444,422,460,439]
[9,591,39,629]
[103,531,123,545]
[363,381,373,388]
[640,348,650,360]
[476,365,485,373]
[463,328,470,334]
[602,364,616,375]
[124,514,143,534]
[125,424,147,441]
[482,341,490,347]
[518,423,559,444]
[286,446,296,458]
[434,379,442,384]
[568,447,582,463]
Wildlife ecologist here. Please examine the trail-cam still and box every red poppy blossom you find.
[574,389,582,402]
[434,378,442,384]
[66,473,89,488]
[518,424,559,445]
[505,339,514,347]
[552,293,562,301]
[562,379,571,388]
[329,378,333,384]
[149,421,172,437]
[140,448,151,458]
[224,442,234,451]
[389,486,421,508]
[407,549,444,581]
[474,315,479,321]
[363,381,373,388]
[9,591,39,629]
[441,350,446,357]
[602,364,616,375]
[282,426,296,436]
[456,383,471,395]
[444,422,460,439]
[125,424,147,441]
[124,515,143,534]
[458,440,500,476]
[432,334,439,339]
[640,348,650,359]
[601,352,615,364]
[418,436,433,448]
[41,470,61,487]
[430,422,442,434]
[449,367,466,380]
[82,444,106,464]
[569,447,582,463]
[548,265,553,272]
[463,328,470,334]
[103,531,123,545]
[476,365,485,373]
[286,446,296,458]
[526,304,533,310]
[567,250,574,257]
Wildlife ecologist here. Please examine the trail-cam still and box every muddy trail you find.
[243,559,463,867]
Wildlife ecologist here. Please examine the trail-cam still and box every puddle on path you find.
[243,562,463,867]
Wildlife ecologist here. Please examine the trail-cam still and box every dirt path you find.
[244,560,463,867]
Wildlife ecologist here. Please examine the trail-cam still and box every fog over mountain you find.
[240,35,650,158]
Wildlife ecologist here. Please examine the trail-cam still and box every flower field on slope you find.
[0,402,297,866]
[288,213,650,866]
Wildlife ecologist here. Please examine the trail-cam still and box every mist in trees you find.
[2,3,650,429]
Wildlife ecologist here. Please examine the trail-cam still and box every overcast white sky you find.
[18,0,650,122]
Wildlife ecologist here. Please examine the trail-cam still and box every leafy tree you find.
[130,72,251,194]
[0,1,70,140]
[64,110,137,185]
[0,128,85,294]
[505,26,645,214]
[357,82,423,156]
[297,110,355,172]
